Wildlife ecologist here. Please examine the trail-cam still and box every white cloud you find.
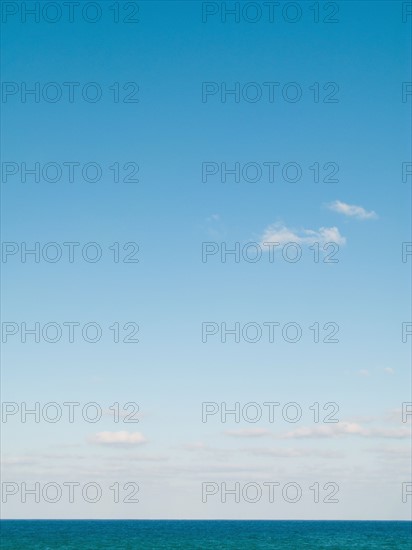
[370,428,412,439]
[385,408,404,423]
[90,431,147,446]
[205,214,223,238]
[383,367,395,375]
[225,428,271,438]
[260,222,346,247]
[327,200,377,220]
[358,369,370,377]
[2,456,37,466]
[249,447,344,459]
[184,442,211,451]
[366,446,412,459]
[281,422,411,439]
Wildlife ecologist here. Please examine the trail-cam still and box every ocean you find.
[0,520,411,549]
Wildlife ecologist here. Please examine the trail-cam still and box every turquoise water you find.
[1,520,411,549]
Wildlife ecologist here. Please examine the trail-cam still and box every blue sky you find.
[1,0,411,519]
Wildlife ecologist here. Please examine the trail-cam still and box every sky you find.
[1,0,411,520]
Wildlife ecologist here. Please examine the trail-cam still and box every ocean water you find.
[0,520,411,549]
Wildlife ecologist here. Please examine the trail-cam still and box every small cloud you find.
[281,422,411,439]
[345,415,377,424]
[181,443,231,460]
[385,408,404,423]
[367,446,412,459]
[362,428,412,439]
[204,214,223,238]
[183,442,211,451]
[327,200,377,220]
[225,428,271,438]
[260,222,345,247]
[281,422,364,439]
[90,431,147,446]
[2,456,37,467]
[358,369,370,377]
[249,447,344,459]
[383,367,395,375]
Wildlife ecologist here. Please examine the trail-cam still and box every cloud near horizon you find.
[225,428,271,438]
[327,200,377,220]
[222,422,410,441]
[248,447,344,459]
[90,431,147,446]
[281,422,410,439]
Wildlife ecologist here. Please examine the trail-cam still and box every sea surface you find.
[1,520,411,549]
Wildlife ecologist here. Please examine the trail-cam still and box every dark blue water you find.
[1,520,411,549]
